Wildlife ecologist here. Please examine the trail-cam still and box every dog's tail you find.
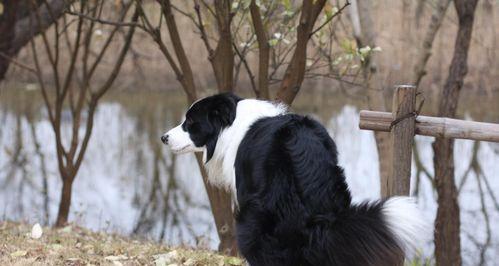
[320,196,430,265]
[381,197,431,255]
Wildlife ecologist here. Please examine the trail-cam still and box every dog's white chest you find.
[202,99,287,201]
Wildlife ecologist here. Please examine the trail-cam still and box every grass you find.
[0,221,243,266]
[0,221,435,265]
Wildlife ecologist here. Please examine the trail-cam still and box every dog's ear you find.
[205,94,240,163]
[209,96,238,127]
[205,137,217,162]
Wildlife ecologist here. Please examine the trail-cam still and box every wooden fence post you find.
[386,85,416,197]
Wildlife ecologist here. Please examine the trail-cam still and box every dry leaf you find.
[10,250,28,258]
[105,255,128,261]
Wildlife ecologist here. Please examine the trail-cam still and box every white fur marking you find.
[164,121,203,154]
[382,196,432,256]
[204,99,287,197]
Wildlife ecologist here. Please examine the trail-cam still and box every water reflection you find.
[0,92,498,264]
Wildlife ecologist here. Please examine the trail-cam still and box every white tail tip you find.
[382,196,432,256]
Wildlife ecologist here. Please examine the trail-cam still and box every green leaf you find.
[242,0,251,9]
[283,10,294,17]
[225,257,244,265]
[282,0,291,10]
[340,39,356,54]
[324,3,339,20]
[268,38,279,47]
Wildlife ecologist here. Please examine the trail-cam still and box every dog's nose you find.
[161,134,169,144]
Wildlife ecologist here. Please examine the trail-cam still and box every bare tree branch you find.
[275,0,327,104]
[411,0,451,88]
[309,1,350,37]
[66,9,145,30]
[158,0,197,103]
[233,42,258,96]
[249,0,269,99]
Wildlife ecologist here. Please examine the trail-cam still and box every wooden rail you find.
[359,84,499,200]
[360,85,499,266]
[360,110,499,143]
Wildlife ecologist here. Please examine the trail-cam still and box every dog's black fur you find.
[235,114,402,266]
[173,93,414,266]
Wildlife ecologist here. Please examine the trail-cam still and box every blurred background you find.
[0,0,498,265]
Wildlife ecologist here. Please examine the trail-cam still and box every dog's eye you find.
[183,118,197,131]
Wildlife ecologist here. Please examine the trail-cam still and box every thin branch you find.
[65,10,146,30]
[60,2,85,105]
[199,0,216,18]
[158,0,197,103]
[233,42,258,97]
[93,7,139,99]
[194,1,214,57]
[310,1,351,37]
[135,0,183,83]
[170,3,199,27]
[458,141,479,193]
[0,52,37,73]
[32,1,60,94]
[475,172,491,266]
[87,2,134,79]
[28,19,54,125]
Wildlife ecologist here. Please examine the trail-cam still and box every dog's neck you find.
[203,99,287,198]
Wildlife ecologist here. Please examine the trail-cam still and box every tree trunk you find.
[212,0,234,93]
[55,176,75,227]
[0,0,19,79]
[350,0,392,196]
[411,0,451,88]
[275,0,327,104]
[249,0,270,99]
[0,0,72,81]
[204,0,238,254]
[196,154,237,254]
[432,1,478,265]
[146,1,239,255]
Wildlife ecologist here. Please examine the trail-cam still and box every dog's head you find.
[161,92,241,162]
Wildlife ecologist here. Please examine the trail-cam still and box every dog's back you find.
[235,114,428,266]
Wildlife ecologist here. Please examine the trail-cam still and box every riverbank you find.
[0,221,243,266]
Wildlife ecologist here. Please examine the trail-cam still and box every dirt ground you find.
[0,221,244,266]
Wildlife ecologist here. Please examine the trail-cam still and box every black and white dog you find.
[161,93,429,266]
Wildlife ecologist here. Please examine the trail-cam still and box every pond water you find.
[1,88,498,265]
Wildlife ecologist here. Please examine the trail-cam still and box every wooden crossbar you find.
[359,110,499,143]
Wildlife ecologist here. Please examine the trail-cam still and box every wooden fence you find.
[359,85,499,197]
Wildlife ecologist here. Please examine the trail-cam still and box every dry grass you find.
[0,221,243,266]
